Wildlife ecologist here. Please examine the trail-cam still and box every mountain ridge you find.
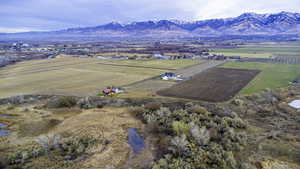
[1,11,300,40]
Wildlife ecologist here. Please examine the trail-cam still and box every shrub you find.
[58,97,77,108]
[201,142,233,168]
[7,146,45,165]
[144,102,162,111]
[127,106,147,119]
[189,122,210,146]
[224,117,247,129]
[144,113,158,124]
[166,158,193,169]
[144,121,162,134]
[152,158,169,169]
[60,136,100,160]
[77,96,113,109]
[169,135,189,155]
[155,107,172,119]
[22,108,30,112]
[219,128,247,151]
[209,127,221,142]
[77,97,95,109]
[7,150,26,165]
[224,151,237,168]
[131,103,247,169]
[108,98,128,107]
[34,134,103,161]
[231,99,244,106]
[187,105,208,114]
[172,121,190,136]
[36,134,62,152]
[6,105,15,110]
[46,96,77,108]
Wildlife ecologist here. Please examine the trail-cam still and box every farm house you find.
[102,87,124,95]
[160,72,183,81]
[153,54,171,60]
[293,78,300,84]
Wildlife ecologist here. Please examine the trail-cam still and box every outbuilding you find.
[293,78,300,84]
[229,56,241,60]
[160,72,183,81]
[102,87,124,96]
[153,54,171,60]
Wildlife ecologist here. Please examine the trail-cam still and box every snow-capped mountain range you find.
[1,11,300,39]
[61,11,300,35]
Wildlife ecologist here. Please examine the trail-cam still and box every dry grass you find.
[0,58,203,98]
[94,52,150,57]
[0,103,145,169]
[0,58,169,98]
[112,59,204,70]
[52,107,144,168]
[18,119,61,137]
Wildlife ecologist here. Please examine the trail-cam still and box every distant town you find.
[0,41,244,68]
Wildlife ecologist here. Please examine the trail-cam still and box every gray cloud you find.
[0,0,299,32]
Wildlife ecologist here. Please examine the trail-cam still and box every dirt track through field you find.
[173,60,226,77]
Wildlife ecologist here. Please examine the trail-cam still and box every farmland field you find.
[123,60,225,97]
[0,57,202,98]
[110,59,204,70]
[94,52,150,57]
[157,68,260,102]
[221,62,300,95]
[211,44,300,58]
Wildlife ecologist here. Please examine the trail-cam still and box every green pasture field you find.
[221,61,300,95]
[211,44,300,58]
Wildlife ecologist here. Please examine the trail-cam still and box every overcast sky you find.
[1,0,300,33]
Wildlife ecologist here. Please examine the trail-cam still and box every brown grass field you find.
[157,68,261,102]
[0,57,202,98]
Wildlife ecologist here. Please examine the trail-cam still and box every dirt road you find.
[173,60,226,77]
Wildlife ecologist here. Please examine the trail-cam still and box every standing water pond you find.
[0,114,13,136]
[289,100,300,110]
[0,115,14,118]
[127,128,145,154]
[0,123,10,136]
[0,129,10,136]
